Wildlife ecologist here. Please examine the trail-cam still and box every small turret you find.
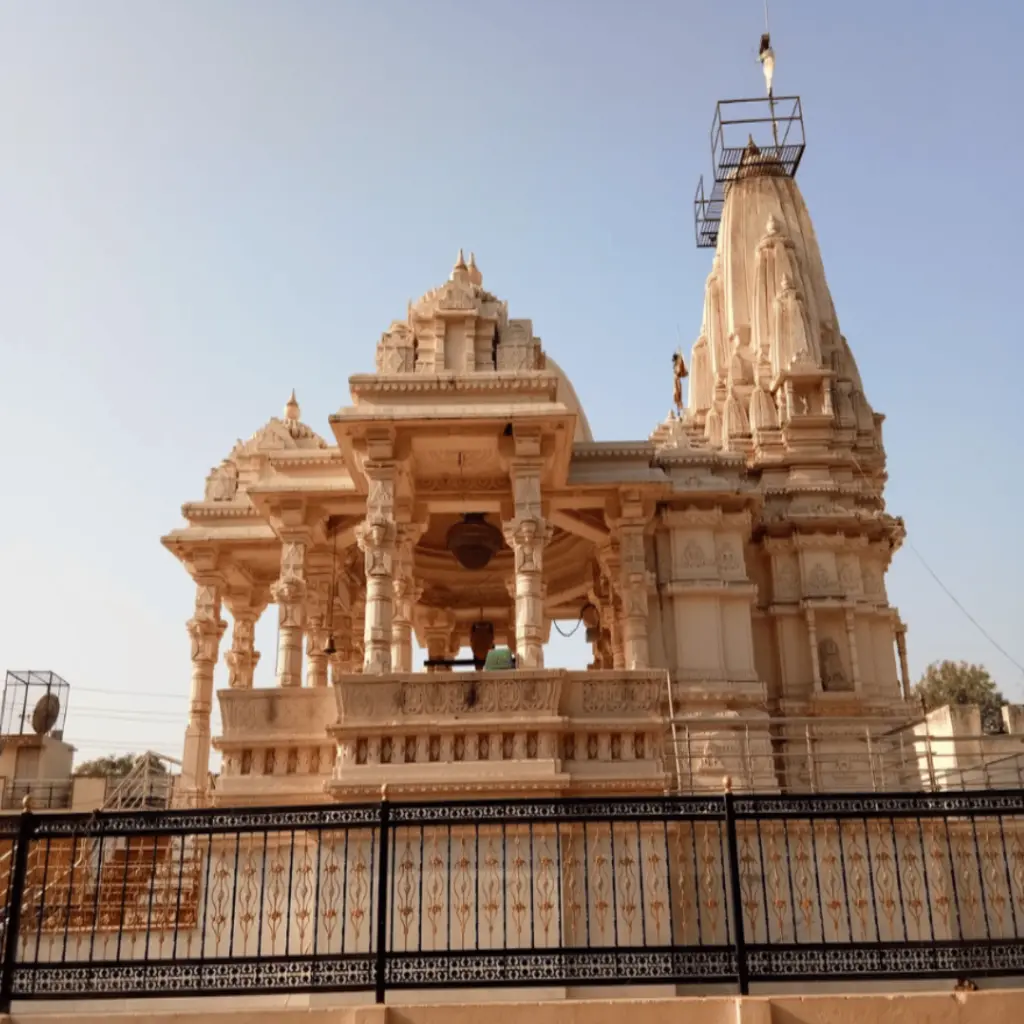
[451,249,469,283]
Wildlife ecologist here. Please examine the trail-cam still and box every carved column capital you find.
[355,518,397,572]
[502,516,553,574]
[186,581,227,664]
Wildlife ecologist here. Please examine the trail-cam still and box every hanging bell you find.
[323,635,337,656]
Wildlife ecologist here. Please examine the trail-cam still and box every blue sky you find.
[1,1,1022,762]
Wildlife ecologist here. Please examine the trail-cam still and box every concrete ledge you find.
[10,990,1024,1024]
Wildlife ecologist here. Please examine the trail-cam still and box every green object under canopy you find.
[483,648,516,671]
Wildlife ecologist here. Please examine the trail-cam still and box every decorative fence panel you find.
[0,791,1022,1009]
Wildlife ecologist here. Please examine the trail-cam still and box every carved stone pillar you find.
[224,589,267,690]
[350,598,366,671]
[357,518,396,674]
[503,446,551,669]
[895,620,911,700]
[391,524,425,673]
[304,572,332,688]
[182,576,227,802]
[616,519,650,669]
[598,541,625,670]
[422,607,457,671]
[271,538,307,687]
[391,577,421,673]
[805,607,821,692]
[503,516,553,669]
[844,606,862,692]
[355,458,397,674]
[326,602,352,683]
[304,634,329,686]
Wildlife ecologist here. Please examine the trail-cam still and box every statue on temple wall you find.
[672,349,688,418]
[818,637,849,692]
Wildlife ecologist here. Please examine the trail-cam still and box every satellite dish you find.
[32,694,61,736]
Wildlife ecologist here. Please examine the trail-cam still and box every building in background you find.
[0,670,177,812]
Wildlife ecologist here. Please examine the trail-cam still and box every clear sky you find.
[1,1,1022,764]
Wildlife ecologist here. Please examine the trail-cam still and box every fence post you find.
[722,778,749,996]
[0,799,35,1013]
[374,784,391,1005]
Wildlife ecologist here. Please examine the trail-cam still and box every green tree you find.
[74,753,167,777]
[912,660,1007,734]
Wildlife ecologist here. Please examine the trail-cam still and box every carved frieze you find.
[662,508,724,529]
[337,674,562,722]
[773,555,800,602]
[218,689,338,739]
[579,678,662,715]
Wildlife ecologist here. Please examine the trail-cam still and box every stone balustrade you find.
[214,686,337,805]
[328,669,671,799]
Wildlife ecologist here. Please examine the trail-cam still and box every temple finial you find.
[285,389,300,421]
[454,248,467,270]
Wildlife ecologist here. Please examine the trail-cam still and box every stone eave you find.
[245,478,359,498]
[567,443,675,490]
[331,403,576,438]
[180,501,263,520]
[657,449,746,469]
[571,441,655,459]
[346,371,560,400]
[265,449,344,469]
[760,483,868,496]
[161,522,277,548]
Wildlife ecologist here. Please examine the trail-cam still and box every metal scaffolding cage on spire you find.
[694,94,806,248]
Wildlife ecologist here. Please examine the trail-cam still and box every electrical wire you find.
[72,686,183,699]
[904,540,1024,678]
[849,452,1024,678]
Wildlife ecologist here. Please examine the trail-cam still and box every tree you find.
[74,753,167,777]
[912,660,1007,734]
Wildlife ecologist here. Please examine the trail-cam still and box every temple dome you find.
[546,355,594,443]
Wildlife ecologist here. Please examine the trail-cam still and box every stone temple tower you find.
[671,81,910,783]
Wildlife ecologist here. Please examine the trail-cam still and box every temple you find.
[9,52,1024,1019]
[163,138,912,808]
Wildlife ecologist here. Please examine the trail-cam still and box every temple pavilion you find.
[163,98,910,808]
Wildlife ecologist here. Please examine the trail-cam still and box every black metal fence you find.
[0,789,1023,1009]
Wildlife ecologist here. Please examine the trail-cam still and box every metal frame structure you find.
[0,671,69,739]
[664,711,1024,795]
[694,95,806,249]
[0,788,1021,1008]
